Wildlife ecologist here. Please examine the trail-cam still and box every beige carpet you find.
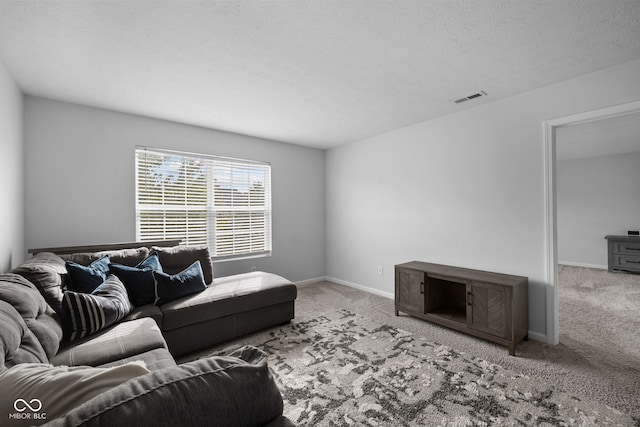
[557,265,640,414]
[558,265,640,369]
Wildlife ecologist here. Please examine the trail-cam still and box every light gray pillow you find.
[0,362,150,426]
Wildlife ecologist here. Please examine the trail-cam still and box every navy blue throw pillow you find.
[62,274,133,341]
[153,260,207,305]
[109,253,163,307]
[65,255,110,293]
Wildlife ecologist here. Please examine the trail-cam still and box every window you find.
[135,147,271,261]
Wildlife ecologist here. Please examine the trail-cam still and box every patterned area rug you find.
[197,310,633,426]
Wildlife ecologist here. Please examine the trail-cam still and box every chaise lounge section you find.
[161,270,297,356]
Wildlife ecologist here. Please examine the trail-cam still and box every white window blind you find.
[135,147,271,260]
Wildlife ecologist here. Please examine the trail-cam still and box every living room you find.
[1,1,639,426]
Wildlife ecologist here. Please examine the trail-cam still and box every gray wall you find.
[24,97,326,282]
[12,57,640,341]
[325,58,640,341]
[0,60,24,272]
[557,152,640,268]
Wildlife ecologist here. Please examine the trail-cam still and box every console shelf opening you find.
[426,276,467,325]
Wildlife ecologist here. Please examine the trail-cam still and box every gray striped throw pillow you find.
[62,275,133,341]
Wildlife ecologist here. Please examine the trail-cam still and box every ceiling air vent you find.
[453,91,487,104]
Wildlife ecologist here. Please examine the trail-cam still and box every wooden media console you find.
[395,261,528,356]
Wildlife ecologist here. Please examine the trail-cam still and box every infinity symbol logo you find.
[14,398,42,412]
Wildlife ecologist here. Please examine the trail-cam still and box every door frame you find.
[543,100,640,345]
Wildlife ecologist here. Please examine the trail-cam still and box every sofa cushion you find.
[97,347,176,372]
[0,274,63,365]
[65,256,110,293]
[161,271,296,331]
[60,247,150,267]
[152,245,213,285]
[44,346,284,427]
[124,304,163,329]
[109,253,163,307]
[52,317,168,367]
[62,275,133,341]
[0,362,150,426]
[0,301,49,369]
[11,252,67,315]
[153,261,207,305]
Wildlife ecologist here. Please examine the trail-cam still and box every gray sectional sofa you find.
[0,241,297,426]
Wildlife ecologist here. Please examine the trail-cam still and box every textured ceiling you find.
[1,1,639,149]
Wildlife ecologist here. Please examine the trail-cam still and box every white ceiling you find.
[1,1,639,149]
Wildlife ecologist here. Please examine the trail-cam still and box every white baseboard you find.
[527,330,547,343]
[558,261,607,270]
[294,277,327,286]
[325,276,395,300]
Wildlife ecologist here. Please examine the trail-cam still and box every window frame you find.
[135,146,272,262]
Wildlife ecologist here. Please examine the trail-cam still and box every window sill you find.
[212,251,272,263]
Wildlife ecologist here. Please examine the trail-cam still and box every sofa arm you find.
[44,346,286,427]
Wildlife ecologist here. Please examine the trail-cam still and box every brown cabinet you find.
[395,268,425,314]
[395,261,528,356]
[467,281,509,339]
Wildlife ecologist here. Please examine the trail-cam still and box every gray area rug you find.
[185,309,633,426]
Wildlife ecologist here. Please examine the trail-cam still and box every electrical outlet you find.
[377,266,383,275]
[250,266,257,272]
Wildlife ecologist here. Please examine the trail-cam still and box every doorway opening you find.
[543,100,640,345]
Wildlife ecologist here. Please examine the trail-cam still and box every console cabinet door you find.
[395,268,425,314]
[466,281,511,339]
